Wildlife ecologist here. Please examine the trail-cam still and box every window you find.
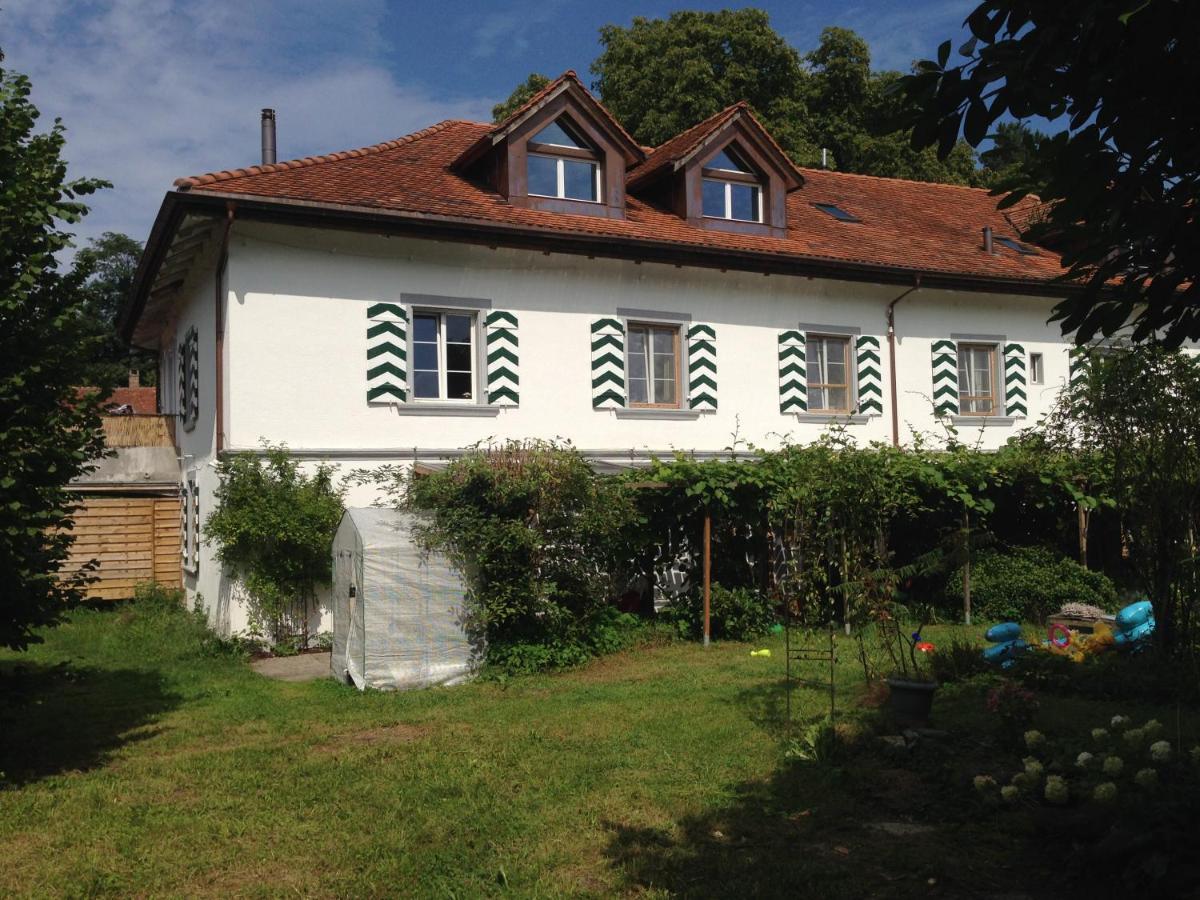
[995,236,1039,256]
[701,144,762,223]
[806,335,852,412]
[957,343,998,415]
[1030,352,1044,384]
[412,311,477,401]
[627,323,681,407]
[527,117,600,202]
[813,203,861,223]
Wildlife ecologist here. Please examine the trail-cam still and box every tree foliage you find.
[900,1,1200,345]
[491,72,550,123]
[0,52,111,650]
[204,445,345,645]
[73,231,153,385]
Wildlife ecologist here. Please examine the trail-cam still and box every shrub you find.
[928,636,990,684]
[945,546,1118,623]
[660,582,776,642]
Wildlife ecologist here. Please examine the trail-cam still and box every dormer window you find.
[701,146,763,223]
[526,118,601,203]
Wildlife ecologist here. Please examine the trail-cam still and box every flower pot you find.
[886,677,938,726]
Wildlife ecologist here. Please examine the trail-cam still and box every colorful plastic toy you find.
[982,621,1030,669]
[1113,600,1155,651]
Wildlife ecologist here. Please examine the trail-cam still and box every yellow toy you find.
[750,648,772,658]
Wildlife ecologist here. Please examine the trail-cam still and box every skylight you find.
[995,236,1039,256]
[814,203,860,223]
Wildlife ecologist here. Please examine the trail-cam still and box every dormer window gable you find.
[626,105,803,239]
[452,71,643,221]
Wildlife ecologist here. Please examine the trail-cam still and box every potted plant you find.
[881,613,938,726]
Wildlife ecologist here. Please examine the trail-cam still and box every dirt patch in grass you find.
[312,723,431,754]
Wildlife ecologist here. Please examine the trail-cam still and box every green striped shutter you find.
[687,324,717,410]
[931,339,959,416]
[366,302,407,403]
[855,335,883,415]
[485,311,519,406]
[1003,343,1027,417]
[179,327,199,430]
[779,331,807,413]
[591,318,625,409]
[1068,346,1089,388]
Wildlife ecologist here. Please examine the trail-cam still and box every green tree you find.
[74,231,153,385]
[804,28,982,185]
[591,9,816,163]
[900,1,1200,346]
[491,72,550,123]
[0,52,111,649]
[978,121,1051,193]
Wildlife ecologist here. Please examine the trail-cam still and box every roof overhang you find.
[121,188,1082,344]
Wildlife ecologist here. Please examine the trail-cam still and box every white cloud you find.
[1,0,495,250]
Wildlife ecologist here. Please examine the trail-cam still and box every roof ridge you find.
[797,164,1007,196]
[174,120,466,189]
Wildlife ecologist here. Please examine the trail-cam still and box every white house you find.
[120,72,1078,636]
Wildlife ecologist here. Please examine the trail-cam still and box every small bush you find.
[946,547,1118,623]
[928,637,990,684]
[660,583,776,642]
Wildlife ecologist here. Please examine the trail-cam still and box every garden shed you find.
[330,507,478,691]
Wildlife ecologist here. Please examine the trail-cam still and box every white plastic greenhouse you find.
[330,508,479,691]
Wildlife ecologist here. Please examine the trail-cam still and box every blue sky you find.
[2,0,979,249]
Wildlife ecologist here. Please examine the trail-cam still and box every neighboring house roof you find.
[173,119,1063,282]
[107,386,158,415]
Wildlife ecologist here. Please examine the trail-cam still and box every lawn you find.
[1,605,1197,898]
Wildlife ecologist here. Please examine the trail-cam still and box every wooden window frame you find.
[957,342,999,416]
[410,308,480,404]
[626,322,683,409]
[805,333,854,413]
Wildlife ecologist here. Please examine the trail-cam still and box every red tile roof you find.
[175,118,1065,285]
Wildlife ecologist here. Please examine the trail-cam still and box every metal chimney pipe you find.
[260,108,277,165]
[982,225,994,254]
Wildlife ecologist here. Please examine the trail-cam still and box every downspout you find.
[886,274,921,447]
[216,202,236,453]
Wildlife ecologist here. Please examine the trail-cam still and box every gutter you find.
[121,189,1081,345]
[886,275,921,447]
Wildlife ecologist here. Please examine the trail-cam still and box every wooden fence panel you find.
[60,494,182,600]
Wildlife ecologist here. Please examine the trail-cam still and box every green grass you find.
[1,608,1197,898]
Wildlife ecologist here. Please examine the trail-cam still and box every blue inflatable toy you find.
[982,621,1030,669]
[1113,600,1155,651]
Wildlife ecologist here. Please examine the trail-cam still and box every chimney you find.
[128,370,140,389]
[982,226,994,255]
[260,108,277,165]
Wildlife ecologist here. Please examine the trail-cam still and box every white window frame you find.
[805,333,854,413]
[410,309,480,403]
[626,321,683,409]
[957,341,1001,416]
[527,153,601,203]
[701,177,763,223]
[1029,351,1044,385]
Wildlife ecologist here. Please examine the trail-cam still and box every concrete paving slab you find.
[251,651,332,682]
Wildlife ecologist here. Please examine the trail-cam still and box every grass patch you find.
[0,608,1197,897]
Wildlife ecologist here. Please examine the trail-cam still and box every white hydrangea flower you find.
[1190,746,1200,766]
[1102,755,1124,777]
[1135,767,1159,789]
[1093,782,1118,803]
[1149,740,1171,763]
[1044,775,1069,805]
[1075,752,1095,768]
[973,775,996,792]
[1000,785,1020,803]
[1023,757,1044,779]
[1123,728,1146,748]
[1024,730,1045,750]
[1143,719,1163,738]
[1092,727,1109,742]
[1111,715,1131,731]
[1011,771,1033,790]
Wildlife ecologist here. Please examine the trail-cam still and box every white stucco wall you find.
[160,220,1078,636]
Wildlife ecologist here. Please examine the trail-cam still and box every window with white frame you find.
[1030,351,1044,385]
[411,310,477,401]
[527,117,601,203]
[957,342,999,415]
[806,334,852,412]
[627,322,681,408]
[701,144,763,223]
